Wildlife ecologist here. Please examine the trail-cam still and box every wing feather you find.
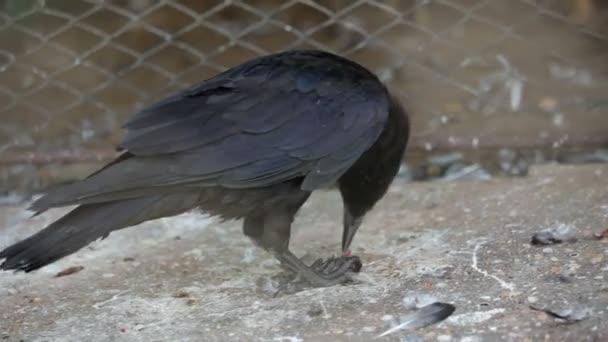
[34,51,391,210]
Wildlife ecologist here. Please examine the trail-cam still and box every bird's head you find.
[338,97,409,254]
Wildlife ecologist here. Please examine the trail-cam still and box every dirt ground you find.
[1,163,607,341]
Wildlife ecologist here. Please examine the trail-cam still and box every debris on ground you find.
[530,304,592,324]
[560,149,608,164]
[429,153,464,168]
[402,292,440,310]
[441,163,492,182]
[377,302,456,337]
[54,266,84,278]
[531,223,577,245]
[592,228,608,240]
[173,290,190,298]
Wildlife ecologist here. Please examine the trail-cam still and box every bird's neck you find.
[338,99,410,217]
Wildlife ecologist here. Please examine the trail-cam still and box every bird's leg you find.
[243,213,360,287]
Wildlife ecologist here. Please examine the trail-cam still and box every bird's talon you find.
[310,258,325,269]
[312,255,362,277]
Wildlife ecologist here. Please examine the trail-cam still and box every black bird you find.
[0,50,409,287]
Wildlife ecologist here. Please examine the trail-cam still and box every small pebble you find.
[528,296,538,304]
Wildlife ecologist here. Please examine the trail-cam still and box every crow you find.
[0,50,409,287]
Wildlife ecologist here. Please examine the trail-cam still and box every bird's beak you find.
[342,209,363,253]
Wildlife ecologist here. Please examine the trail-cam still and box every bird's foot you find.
[310,255,362,279]
[270,254,362,296]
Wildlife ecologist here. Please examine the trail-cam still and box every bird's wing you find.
[32,54,389,210]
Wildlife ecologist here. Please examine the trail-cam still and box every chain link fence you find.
[0,0,607,193]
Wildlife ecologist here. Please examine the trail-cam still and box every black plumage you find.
[0,50,409,286]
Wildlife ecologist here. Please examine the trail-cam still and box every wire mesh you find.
[0,0,607,191]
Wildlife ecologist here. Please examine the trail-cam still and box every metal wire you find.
[0,0,606,167]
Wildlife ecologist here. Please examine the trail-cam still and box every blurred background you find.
[0,0,606,199]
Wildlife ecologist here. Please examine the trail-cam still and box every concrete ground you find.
[1,163,607,342]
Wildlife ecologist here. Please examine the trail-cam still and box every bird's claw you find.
[272,254,363,296]
[311,255,362,279]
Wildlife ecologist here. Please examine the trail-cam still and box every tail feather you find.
[0,193,200,272]
[27,155,173,213]
[29,186,186,214]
